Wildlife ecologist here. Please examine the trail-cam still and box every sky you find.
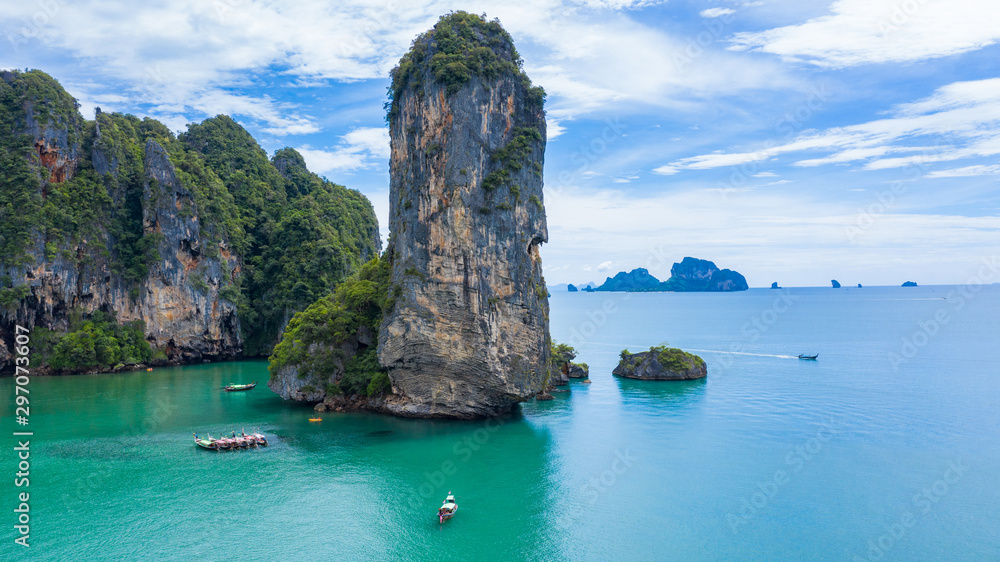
[2,0,998,287]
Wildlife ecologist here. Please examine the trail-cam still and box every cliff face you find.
[377,13,550,418]
[135,139,241,360]
[0,91,241,370]
[0,71,380,374]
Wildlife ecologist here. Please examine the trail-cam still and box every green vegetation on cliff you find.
[268,254,397,396]
[1,70,382,364]
[482,127,543,199]
[387,11,545,119]
[34,311,153,372]
[550,341,578,370]
[0,70,78,265]
[180,117,381,355]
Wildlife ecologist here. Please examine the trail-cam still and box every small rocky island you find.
[549,341,589,385]
[595,258,748,292]
[902,281,917,287]
[613,345,707,380]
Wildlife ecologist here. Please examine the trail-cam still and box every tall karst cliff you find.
[267,12,552,418]
[380,12,551,417]
[0,70,380,374]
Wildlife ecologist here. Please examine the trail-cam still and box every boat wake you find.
[685,349,799,359]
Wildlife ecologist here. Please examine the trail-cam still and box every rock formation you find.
[549,341,587,386]
[614,346,706,381]
[831,280,841,288]
[596,268,661,292]
[595,259,748,292]
[567,284,578,292]
[0,74,240,369]
[377,12,550,418]
[901,281,917,287]
[660,257,748,292]
[771,282,781,289]
[0,71,379,374]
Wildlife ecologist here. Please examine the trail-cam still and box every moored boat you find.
[438,492,457,523]
[193,434,218,450]
[194,430,267,451]
[224,381,257,392]
[251,430,268,446]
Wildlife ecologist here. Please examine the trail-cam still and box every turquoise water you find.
[2,286,999,560]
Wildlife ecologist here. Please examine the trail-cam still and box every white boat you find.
[438,492,457,523]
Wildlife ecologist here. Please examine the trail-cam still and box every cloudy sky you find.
[3,0,998,286]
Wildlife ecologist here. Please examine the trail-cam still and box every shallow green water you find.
[3,286,999,560]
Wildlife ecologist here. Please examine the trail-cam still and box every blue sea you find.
[2,285,998,560]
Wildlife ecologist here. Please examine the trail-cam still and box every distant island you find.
[594,258,748,292]
[831,279,841,288]
[771,282,781,289]
[902,281,917,287]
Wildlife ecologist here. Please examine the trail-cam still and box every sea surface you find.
[2,285,999,561]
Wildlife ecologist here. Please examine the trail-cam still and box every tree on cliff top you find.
[386,11,545,120]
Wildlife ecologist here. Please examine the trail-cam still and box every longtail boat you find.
[798,354,819,360]
[224,381,257,392]
[193,429,268,451]
[438,492,457,523]
[193,434,218,450]
[251,430,268,446]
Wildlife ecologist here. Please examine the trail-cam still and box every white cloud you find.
[652,165,679,175]
[597,261,613,271]
[547,118,567,140]
[342,127,391,159]
[0,0,799,133]
[700,8,735,18]
[731,0,1000,67]
[927,165,1000,178]
[657,77,1000,173]
[752,171,777,177]
[296,147,367,175]
[296,127,390,175]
